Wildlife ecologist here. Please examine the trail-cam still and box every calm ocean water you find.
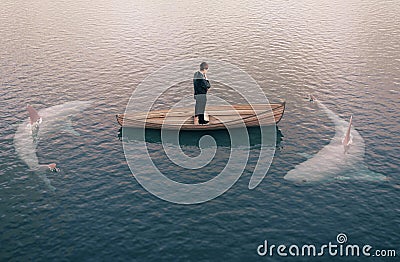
[1,0,399,261]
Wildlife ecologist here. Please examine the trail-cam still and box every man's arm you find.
[203,79,210,90]
[202,73,210,90]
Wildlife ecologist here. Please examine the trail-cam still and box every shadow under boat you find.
[118,126,283,148]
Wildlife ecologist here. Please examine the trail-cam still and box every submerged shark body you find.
[14,101,92,190]
[284,99,386,183]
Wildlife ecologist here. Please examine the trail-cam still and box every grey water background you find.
[1,0,399,260]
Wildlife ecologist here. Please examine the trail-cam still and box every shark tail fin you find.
[39,163,60,172]
[27,104,42,126]
[47,163,60,172]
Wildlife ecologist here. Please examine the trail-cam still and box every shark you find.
[13,101,92,191]
[284,97,386,183]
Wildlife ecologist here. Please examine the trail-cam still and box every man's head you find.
[200,62,209,72]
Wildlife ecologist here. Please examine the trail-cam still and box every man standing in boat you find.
[193,62,210,124]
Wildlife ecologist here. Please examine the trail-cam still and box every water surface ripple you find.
[1,0,399,261]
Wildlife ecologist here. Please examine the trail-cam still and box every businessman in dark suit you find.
[193,62,211,124]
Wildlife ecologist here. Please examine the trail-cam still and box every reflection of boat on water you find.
[118,126,283,148]
[116,102,285,130]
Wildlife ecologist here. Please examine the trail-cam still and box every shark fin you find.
[342,115,353,153]
[348,135,353,146]
[27,104,42,125]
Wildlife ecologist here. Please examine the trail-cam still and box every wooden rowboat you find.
[116,102,285,130]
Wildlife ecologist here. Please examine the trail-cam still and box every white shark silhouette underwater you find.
[14,101,92,191]
[284,96,386,183]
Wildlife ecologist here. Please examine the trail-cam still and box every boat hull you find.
[116,102,285,130]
